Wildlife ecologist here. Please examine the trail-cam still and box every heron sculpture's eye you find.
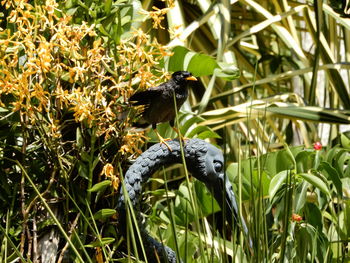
[213,161,223,172]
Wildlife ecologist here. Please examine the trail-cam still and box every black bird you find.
[129,71,197,149]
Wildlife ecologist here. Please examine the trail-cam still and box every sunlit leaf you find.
[269,170,288,200]
[298,173,331,197]
[166,46,239,79]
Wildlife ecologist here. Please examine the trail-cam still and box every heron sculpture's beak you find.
[186,76,197,81]
[207,173,252,248]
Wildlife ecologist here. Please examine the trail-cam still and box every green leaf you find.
[318,162,342,195]
[76,127,83,148]
[88,180,112,192]
[214,62,240,80]
[194,180,220,216]
[276,149,295,173]
[0,107,9,112]
[180,115,205,135]
[298,173,331,197]
[295,150,315,173]
[341,133,350,149]
[78,162,89,180]
[93,209,116,220]
[269,170,288,200]
[166,46,239,79]
[305,202,323,230]
[65,0,74,8]
[197,130,221,140]
[96,23,112,37]
[80,151,90,162]
[295,181,309,212]
[66,7,78,16]
[104,0,112,14]
[187,125,220,139]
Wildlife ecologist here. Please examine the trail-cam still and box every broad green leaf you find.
[249,170,270,197]
[276,149,295,173]
[295,150,315,173]
[166,46,239,79]
[305,202,323,230]
[176,184,195,221]
[180,115,205,136]
[197,130,221,140]
[167,46,217,76]
[318,162,342,195]
[269,170,288,200]
[295,181,309,213]
[88,180,112,192]
[298,173,331,197]
[194,180,220,216]
[187,125,220,139]
[341,133,350,149]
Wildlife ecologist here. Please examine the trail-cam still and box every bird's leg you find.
[170,120,187,142]
[152,124,172,151]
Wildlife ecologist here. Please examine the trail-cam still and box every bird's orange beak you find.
[186,76,197,81]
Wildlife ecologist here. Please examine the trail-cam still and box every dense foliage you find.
[0,0,349,262]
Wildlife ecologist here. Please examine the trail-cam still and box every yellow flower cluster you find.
[0,0,172,157]
[139,0,175,29]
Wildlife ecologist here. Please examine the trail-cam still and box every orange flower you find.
[291,213,302,222]
[103,163,120,191]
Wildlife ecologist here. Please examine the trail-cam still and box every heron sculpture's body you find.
[117,139,250,262]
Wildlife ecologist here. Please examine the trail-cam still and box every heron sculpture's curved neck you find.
[117,139,250,263]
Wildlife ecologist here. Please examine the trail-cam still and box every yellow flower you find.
[37,37,52,73]
[103,163,120,191]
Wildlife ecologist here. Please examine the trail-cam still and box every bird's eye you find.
[213,161,223,172]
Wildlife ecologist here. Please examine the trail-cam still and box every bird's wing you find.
[129,88,162,106]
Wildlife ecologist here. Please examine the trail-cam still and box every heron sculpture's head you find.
[182,139,224,184]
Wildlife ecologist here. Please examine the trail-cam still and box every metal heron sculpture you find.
[117,139,250,262]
